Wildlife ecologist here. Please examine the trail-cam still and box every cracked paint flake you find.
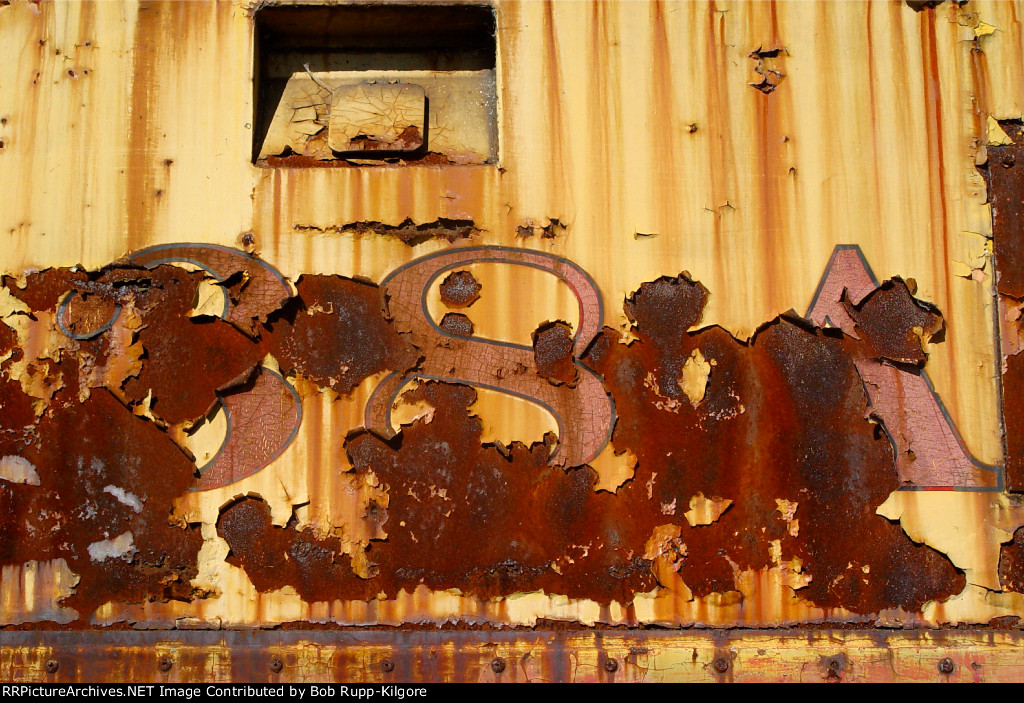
[678,348,713,408]
[775,498,799,537]
[259,71,495,165]
[586,443,637,494]
[328,82,426,154]
[988,116,1014,146]
[683,493,732,527]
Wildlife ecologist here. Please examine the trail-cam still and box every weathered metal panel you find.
[3,0,1024,681]
[4,629,1024,683]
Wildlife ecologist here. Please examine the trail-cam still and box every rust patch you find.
[259,152,460,168]
[515,218,566,239]
[998,525,1024,593]
[0,321,16,357]
[906,1,946,11]
[347,125,424,154]
[120,265,267,427]
[983,121,1024,490]
[748,46,787,94]
[438,270,482,309]
[623,274,709,403]
[0,369,39,455]
[4,268,89,312]
[843,280,943,366]
[439,312,474,337]
[1005,352,1024,490]
[292,218,481,246]
[808,247,997,489]
[533,321,578,387]
[0,389,203,616]
[347,381,656,603]
[218,497,373,602]
[266,275,418,396]
[0,243,976,620]
[583,277,964,610]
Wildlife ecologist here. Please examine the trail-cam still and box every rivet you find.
[713,656,730,674]
[45,660,59,674]
[828,658,842,673]
[1003,153,1016,168]
[381,659,394,673]
[158,656,173,673]
[604,658,619,673]
[269,657,283,673]
[938,658,955,675]
[490,657,506,674]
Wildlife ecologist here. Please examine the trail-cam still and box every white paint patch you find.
[87,531,136,563]
[103,485,144,513]
[0,455,40,485]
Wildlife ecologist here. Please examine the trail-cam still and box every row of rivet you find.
[35,655,962,678]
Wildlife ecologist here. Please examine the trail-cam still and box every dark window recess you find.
[253,4,498,166]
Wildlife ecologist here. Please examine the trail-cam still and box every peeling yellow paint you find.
[471,384,559,451]
[976,22,998,38]
[775,498,799,537]
[587,442,637,493]
[181,403,228,468]
[189,277,229,319]
[644,523,685,561]
[684,493,732,527]
[988,115,1014,145]
[0,286,30,319]
[678,348,713,408]
[877,491,1024,592]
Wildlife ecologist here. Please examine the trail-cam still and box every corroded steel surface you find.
[984,121,1024,492]
[0,243,985,618]
[808,248,999,489]
[5,0,1024,679]
[2,630,1024,683]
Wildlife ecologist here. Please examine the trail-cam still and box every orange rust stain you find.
[542,0,570,208]
[125,1,163,254]
[919,7,958,412]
